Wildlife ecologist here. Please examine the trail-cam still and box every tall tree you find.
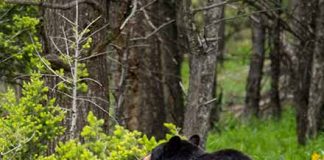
[40,0,110,139]
[245,14,265,118]
[269,0,282,119]
[292,0,318,145]
[182,0,225,146]
[307,0,324,139]
[116,0,182,139]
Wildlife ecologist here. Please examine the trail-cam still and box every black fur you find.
[149,135,252,160]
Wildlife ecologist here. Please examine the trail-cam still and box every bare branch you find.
[4,0,103,12]
[130,19,175,41]
[120,0,138,30]
[192,0,230,13]
[79,16,102,39]
[78,77,102,87]
[80,22,109,44]
[202,98,218,106]
[79,51,109,61]
[139,1,157,30]
[138,0,157,11]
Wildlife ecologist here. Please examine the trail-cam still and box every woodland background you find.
[0,0,324,159]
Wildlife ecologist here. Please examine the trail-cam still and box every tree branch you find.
[4,0,103,12]
[120,0,138,30]
[192,0,230,14]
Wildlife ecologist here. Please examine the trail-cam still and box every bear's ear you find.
[168,136,181,145]
[189,135,200,146]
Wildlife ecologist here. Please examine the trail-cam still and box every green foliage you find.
[163,123,181,140]
[207,109,324,160]
[0,73,65,159]
[40,114,179,160]
[0,4,43,79]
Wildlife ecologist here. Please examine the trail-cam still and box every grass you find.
[206,109,324,160]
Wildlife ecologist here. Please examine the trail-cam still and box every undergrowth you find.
[207,109,324,160]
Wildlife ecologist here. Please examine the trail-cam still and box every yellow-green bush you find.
[40,113,179,160]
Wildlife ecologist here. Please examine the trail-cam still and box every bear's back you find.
[199,149,251,160]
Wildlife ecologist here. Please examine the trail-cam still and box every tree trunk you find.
[119,0,182,139]
[182,0,224,146]
[41,0,110,139]
[292,0,318,145]
[269,0,282,119]
[245,14,265,118]
[307,0,324,139]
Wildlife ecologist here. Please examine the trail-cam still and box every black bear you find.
[143,135,252,160]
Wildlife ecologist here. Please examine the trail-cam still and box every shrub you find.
[0,73,65,159]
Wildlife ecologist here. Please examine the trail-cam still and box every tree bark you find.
[41,0,110,139]
[307,0,324,139]
[245,14,265,118]
[292,0,318,145]
[182,0,224,146]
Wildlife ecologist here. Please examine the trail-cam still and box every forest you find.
[0,0,324,159]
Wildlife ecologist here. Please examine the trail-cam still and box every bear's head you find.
[143,135,204,160]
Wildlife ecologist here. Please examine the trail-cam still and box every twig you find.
[1,132,35,156]
[192,0,230,13]
[80,23,109,44]
[130,19,175,41]
[139,1,157,30]
[77,77,102,87]
[138,0,157,11]
[120,0,138,30]
[202,98,218,106]
[30,34,70,83]
[79,51,109,61]
[79,16,102,39]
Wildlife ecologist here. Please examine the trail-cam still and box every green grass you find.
[206,109,324,160]
[218,60,249,104]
